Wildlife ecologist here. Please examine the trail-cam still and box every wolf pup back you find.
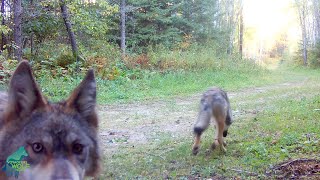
[192,87,233,155]
[0,60,101,180]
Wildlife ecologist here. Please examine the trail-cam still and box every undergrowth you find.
[0,44,272,104]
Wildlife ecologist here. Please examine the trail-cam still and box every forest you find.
[0,0,319,179]
[0,0,319,80]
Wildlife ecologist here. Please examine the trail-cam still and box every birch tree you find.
[120,0,126,56]
[312,0,320,43]
[239,0,243,58]
[295,0,308,65]
[13,0,22,61]
[1,0,6,52]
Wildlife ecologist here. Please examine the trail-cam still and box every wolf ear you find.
[66,69,97,127]
[6,60,47,120]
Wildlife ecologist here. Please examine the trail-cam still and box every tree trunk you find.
[1,0,6,53]
[120,0,126,57]
[13,0,22,61]
[297,0,308,65]
[302,22,308,65]
[30,33,34,56]
[312,0,320,42]
[60,0,80,70]
[227,0,235,55]
[239,1,243,59]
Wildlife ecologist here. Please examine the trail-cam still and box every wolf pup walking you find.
[192,87,233,155]
[0,61,101,180]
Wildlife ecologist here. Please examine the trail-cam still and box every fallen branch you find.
[267,158,320,178]
[274,158,320,170]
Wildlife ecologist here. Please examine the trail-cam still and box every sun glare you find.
[243,0,300,59]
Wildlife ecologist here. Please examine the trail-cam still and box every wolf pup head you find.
[0,61,101,180]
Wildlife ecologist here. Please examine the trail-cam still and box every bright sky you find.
[243,0,300,58]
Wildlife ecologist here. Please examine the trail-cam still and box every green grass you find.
[34,64,318,105]
[29,64,311,105]
[96,68,273,103]
[100,67,320,179]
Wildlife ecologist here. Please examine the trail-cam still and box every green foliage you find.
[24,42,68,64]
[0,25,11,35]
[23,0,62,43]
[80,39,120,62]
[3,0,238,74]
[308,43,320,68]
[181,0,221,42]
[0,59,18,85]
[56,51,76,68]
[292,43,320,68]
[69,0,118,39]
[122,0,230,53]
[125,0,183,52]
[20,0,119,64]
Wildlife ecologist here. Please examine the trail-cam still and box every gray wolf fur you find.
[192,87,233,155]
[0,61,101,179]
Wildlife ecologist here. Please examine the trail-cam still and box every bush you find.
[0,59,18,85]
[56,52,76,68]
[308,43,320,68]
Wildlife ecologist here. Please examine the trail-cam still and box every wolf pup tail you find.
[193,110,211,136]
[194,126,205,136]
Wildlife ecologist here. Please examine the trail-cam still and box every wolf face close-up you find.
[0,61,101,180]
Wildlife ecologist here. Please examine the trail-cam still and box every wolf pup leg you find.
[211,114,227,153]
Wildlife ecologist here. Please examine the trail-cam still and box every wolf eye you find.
[72,143,83,154]
[32,143,44,153]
